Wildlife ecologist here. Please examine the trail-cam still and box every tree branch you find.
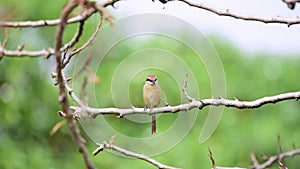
[251,149,300,169]
[71,91,300,119]
[93,141,181,169]
[54,0,96,169]
[0,0,121,28]
[0,46,54,58]
[178,0,300,26]
[210,145,300,169]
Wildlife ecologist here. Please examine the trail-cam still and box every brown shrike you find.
[143,74,161,135]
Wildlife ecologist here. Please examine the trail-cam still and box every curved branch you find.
[71,91,300,118]
[179,0,300,26]
[61,20,85,52]
[93,141,180,169]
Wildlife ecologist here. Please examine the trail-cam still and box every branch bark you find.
[178,0,300,26]
[0,0,121,28]
[71,91,300,118]
[251,149,300,169]
[54,0,96,169]
[93,141,181,169]
[210,145,300,169]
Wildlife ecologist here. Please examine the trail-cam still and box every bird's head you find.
[146,74,158,85]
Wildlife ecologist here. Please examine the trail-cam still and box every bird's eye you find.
[146,78,152,82]
[154,78,157,81]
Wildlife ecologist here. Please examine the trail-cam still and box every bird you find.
[143,74,161,135]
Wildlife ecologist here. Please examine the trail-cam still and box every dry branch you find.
[0,47,54,58]
[250,149,300,169]
[211,137,300,169]
[61,20,85,52]
[54,0,96,169]
[93,141,181,169]
[0,0,121,28]
[178,0,300,26]
[71,91,300,118]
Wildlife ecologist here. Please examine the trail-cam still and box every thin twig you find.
[179,0,300,26]
[277,135,287,168]
[93,141,181,169]
[2,28,9,48]
[61,20,85,52]
[182,72,195,102]
[250,152,260,168]
[208,148,216,169]
[0,28,9,59]
[64,14,103,66]
[72,49,93,79]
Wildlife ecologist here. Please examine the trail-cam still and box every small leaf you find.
[50,120,66,136]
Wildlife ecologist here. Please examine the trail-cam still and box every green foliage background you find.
[0,1,300,169]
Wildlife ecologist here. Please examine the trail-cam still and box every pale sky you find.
[106,0,300,55]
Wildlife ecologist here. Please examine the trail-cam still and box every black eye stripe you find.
[146,78,157,83]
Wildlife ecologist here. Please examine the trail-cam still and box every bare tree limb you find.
[0,0,121,28]
[93,141,181,169]
[0,47,54,58]
[178,0,300,26]
[210,139,300,169]
[71,91,300,118]
[251,149,300,169]
[54,0,96,169]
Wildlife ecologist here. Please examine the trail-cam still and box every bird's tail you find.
[152,114,156,135]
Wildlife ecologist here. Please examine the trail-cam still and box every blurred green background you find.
[1,0,300,169]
